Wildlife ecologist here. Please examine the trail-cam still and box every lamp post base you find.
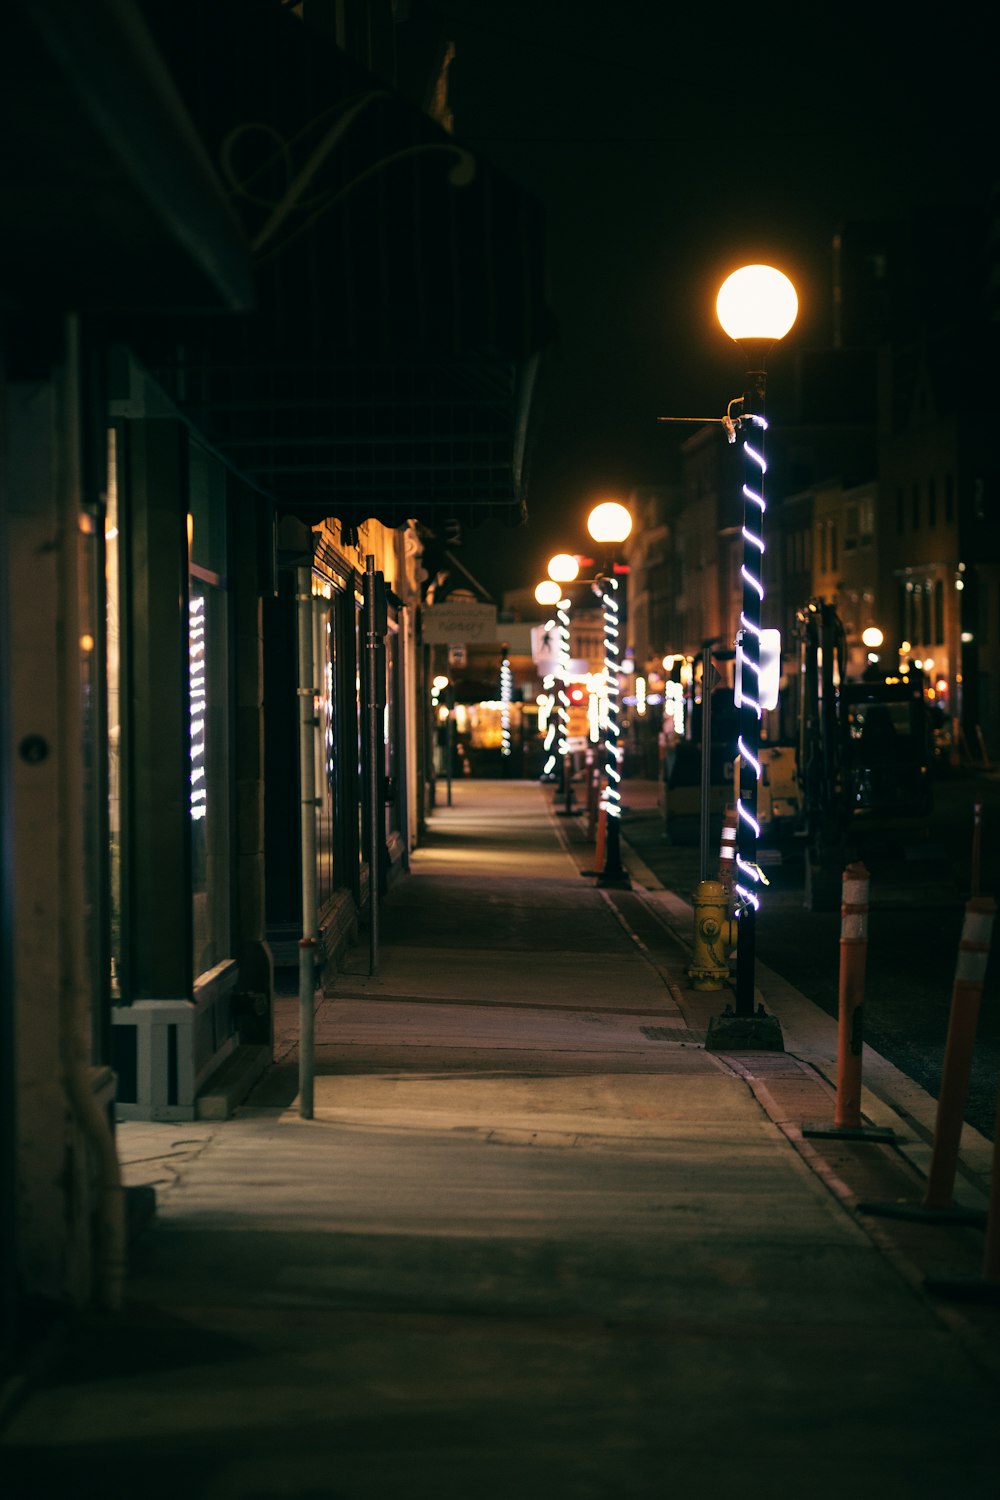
[705,1006,784,1053]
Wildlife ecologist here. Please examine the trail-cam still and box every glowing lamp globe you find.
[716,265,798,344]
[861,626,884,649]
[432,675,450,691]
[547,552,580,584]
[534,580,562,606]
[586,501,632,546]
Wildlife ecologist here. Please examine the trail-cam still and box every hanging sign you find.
[422,602,497,644]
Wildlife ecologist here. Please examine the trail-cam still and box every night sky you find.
[431,2,994,600]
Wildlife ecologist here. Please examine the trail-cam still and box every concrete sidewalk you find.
[3,779,999,1499]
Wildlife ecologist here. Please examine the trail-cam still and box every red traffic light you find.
[568,683,587,705]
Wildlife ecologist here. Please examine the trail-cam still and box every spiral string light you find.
[500,656,512,757]
[540,615,559,775]
[599,576,623,821]
[555,594,572,762]
[734,413,768,916]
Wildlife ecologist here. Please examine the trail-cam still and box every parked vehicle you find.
[794,600,936,908]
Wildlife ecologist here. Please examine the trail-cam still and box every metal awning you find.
[127,0,550,528]
[1,0,253,314]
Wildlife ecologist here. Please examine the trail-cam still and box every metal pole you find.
[699,641,713,884]
[363,557,382,977]
[446,708,453,807]
[734,369,767,1018]
[295,566,317,1119]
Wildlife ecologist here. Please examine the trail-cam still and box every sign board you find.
[422,602,497,644]
[566,735,589,752]
[735,628,781,711]
[530,623,558,675]
[566,705,590,740]
[447,644,468,668]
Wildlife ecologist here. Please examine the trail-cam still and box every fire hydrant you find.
[688,879,737,990]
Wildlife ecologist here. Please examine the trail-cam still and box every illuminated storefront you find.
[107,359,261,1122]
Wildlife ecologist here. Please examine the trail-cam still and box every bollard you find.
[923,895,996,1210]
[921,1010,1000,1300]
[592,791,607,874]
[803,862,893,1142]
[971,801,982,897]
[556,750,575,817]
[586,760,600,841]
[688,879,736,990]
[982,1078,1000,1284]
[835,862,870,1128]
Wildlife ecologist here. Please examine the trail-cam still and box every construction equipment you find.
[795,600,939,910]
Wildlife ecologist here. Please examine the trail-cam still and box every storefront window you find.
[106,429,122,994]
[385,625,400,837]
[313,589,336,911]
[188,443,231,976]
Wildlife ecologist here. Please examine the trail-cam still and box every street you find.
[621,766,1000,1141]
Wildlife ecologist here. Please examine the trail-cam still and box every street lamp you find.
[547,553,580,585]
[587,499,633,885]
[716,264,797,1034]
[534,580,561,607]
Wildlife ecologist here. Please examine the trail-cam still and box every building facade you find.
[2,0,548,1349]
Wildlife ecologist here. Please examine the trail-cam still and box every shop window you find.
[844,503,858,551]
[385,624,402,839]
[313,591,337,911]
[934,579,944,644]
[107,429,122,994]
[188,442,231,978]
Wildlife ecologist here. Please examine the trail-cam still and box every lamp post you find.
[537,553,580,804]
[715,264,797,1030]
[534,578,563,780]
[587,500,633,886]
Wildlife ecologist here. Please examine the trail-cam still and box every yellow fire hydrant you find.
[688,879,737,990]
